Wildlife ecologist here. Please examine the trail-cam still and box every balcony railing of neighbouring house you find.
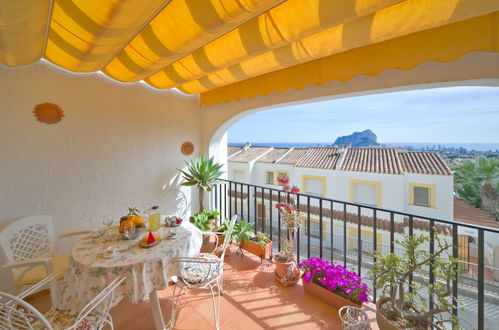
[209,179,499,330]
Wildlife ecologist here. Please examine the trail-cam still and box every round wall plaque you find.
[181,142,194,155]
[33,103,64,124]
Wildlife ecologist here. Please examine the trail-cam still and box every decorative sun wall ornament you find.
[181,142,194,155]
[33,103,64,124]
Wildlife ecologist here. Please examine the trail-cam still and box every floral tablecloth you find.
[57,222,202,312]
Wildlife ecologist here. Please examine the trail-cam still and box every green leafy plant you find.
[179,156,224,211]
[453,157,498,219]
[214,218,237,241]
[368,232,461,329]
[191,212,212,232]
[233,219,255,246]
[252,231,271,246]
[191,209,220,232]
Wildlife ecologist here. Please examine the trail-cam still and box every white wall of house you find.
[403,173,454,220]
[238,161,454,221]
[0,61,200,292]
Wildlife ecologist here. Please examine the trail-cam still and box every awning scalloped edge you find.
[200,13,499,106]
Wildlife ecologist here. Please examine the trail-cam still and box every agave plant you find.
[179,156,224,211]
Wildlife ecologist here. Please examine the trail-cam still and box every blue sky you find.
[228,86,499,143]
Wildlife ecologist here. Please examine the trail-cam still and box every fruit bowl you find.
[121,224,145,240]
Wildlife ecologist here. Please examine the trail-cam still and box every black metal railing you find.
[210,179,499,329]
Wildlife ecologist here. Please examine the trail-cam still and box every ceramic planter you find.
[376,298,403,330]
[216,234,225,246]
[275,259,294,279]
[241,240,272,259]
[303,281,361,309]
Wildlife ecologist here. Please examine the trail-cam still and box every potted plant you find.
[213,218,237,246]
[298,257,370,309]
[274,201,303,285]
[179,156,224,211]
[241,231,272,260]
[233,219,255,251]
[368,232,461,330]
[191,209,221,245]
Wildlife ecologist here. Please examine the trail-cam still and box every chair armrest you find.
[2,256,52,269]
[74,277,126,327]
[58,230,92,239]
[172,257,220,264]
[202,232,225,236]
[17,270,63,299]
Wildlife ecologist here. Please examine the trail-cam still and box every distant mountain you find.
[333,129,379,147]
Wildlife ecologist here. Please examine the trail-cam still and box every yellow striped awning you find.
[1,0,498,106]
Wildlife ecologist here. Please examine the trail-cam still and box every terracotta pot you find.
[275,267,300,286]
[303,281,361,309]
[376,298,402,330]
[275,259,295,279]
[241,240,272,259]
[216,234,225,246]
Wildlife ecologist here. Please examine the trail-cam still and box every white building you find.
[227,144,499,283]
[228,145,454,219]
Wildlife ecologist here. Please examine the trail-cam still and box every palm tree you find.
[453,158,499,212]
[179,156,224,211]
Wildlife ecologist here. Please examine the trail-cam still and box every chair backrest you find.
[219,215,237,260]
[0,216,56,281]
[73,276,125,329]
[0,291,53,329]
[0,216,56,264]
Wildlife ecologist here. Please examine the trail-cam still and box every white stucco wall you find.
[0,61,201,291]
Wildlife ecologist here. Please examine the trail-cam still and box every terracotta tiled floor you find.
[27,245,379,329]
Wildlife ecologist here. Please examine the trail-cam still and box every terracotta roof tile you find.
[257,148,290,163]
[399,152,452,175]
[276,148,308,165]
[295,147,340,169]
[228,146,242,157]
[341,148,404,174]
[453,197,499,229]
[228,147,271,162]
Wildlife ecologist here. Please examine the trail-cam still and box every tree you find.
[453,158,499,218]
[179,156,224,211]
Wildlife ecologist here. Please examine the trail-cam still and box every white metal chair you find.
[169,215,237,330]
[0,272,125,330]
[0,215,91,304]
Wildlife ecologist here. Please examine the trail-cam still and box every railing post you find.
[429,220,435,319]
[373,209,377,303]
[452,224,458,328]
[307,196,311,258]
[343,203,347,268]
[390,212,395,254]
[330,201,334,263]
[319,198,323,259]
[278,190,282,251]
[478,229,484,330]
[408,215,414,295]
[297,194,301,263]
[357,205,362,275]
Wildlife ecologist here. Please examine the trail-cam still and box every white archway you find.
[203,52,499,166]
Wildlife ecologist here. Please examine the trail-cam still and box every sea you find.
[228,142,499,152]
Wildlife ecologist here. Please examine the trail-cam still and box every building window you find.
[349,228,382,254]
[303,175,326,196]
[275,170,289,185]
[304,219,326,240]
[349,180,382,207]
[265,171,274,184]
[233,169,245,182]
[414,186,430,206]
[409,183,436,207]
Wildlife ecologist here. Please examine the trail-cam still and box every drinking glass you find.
[124,225,136,240]
[102,216,114,240]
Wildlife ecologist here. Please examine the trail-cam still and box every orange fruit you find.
[128,215,143,225]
